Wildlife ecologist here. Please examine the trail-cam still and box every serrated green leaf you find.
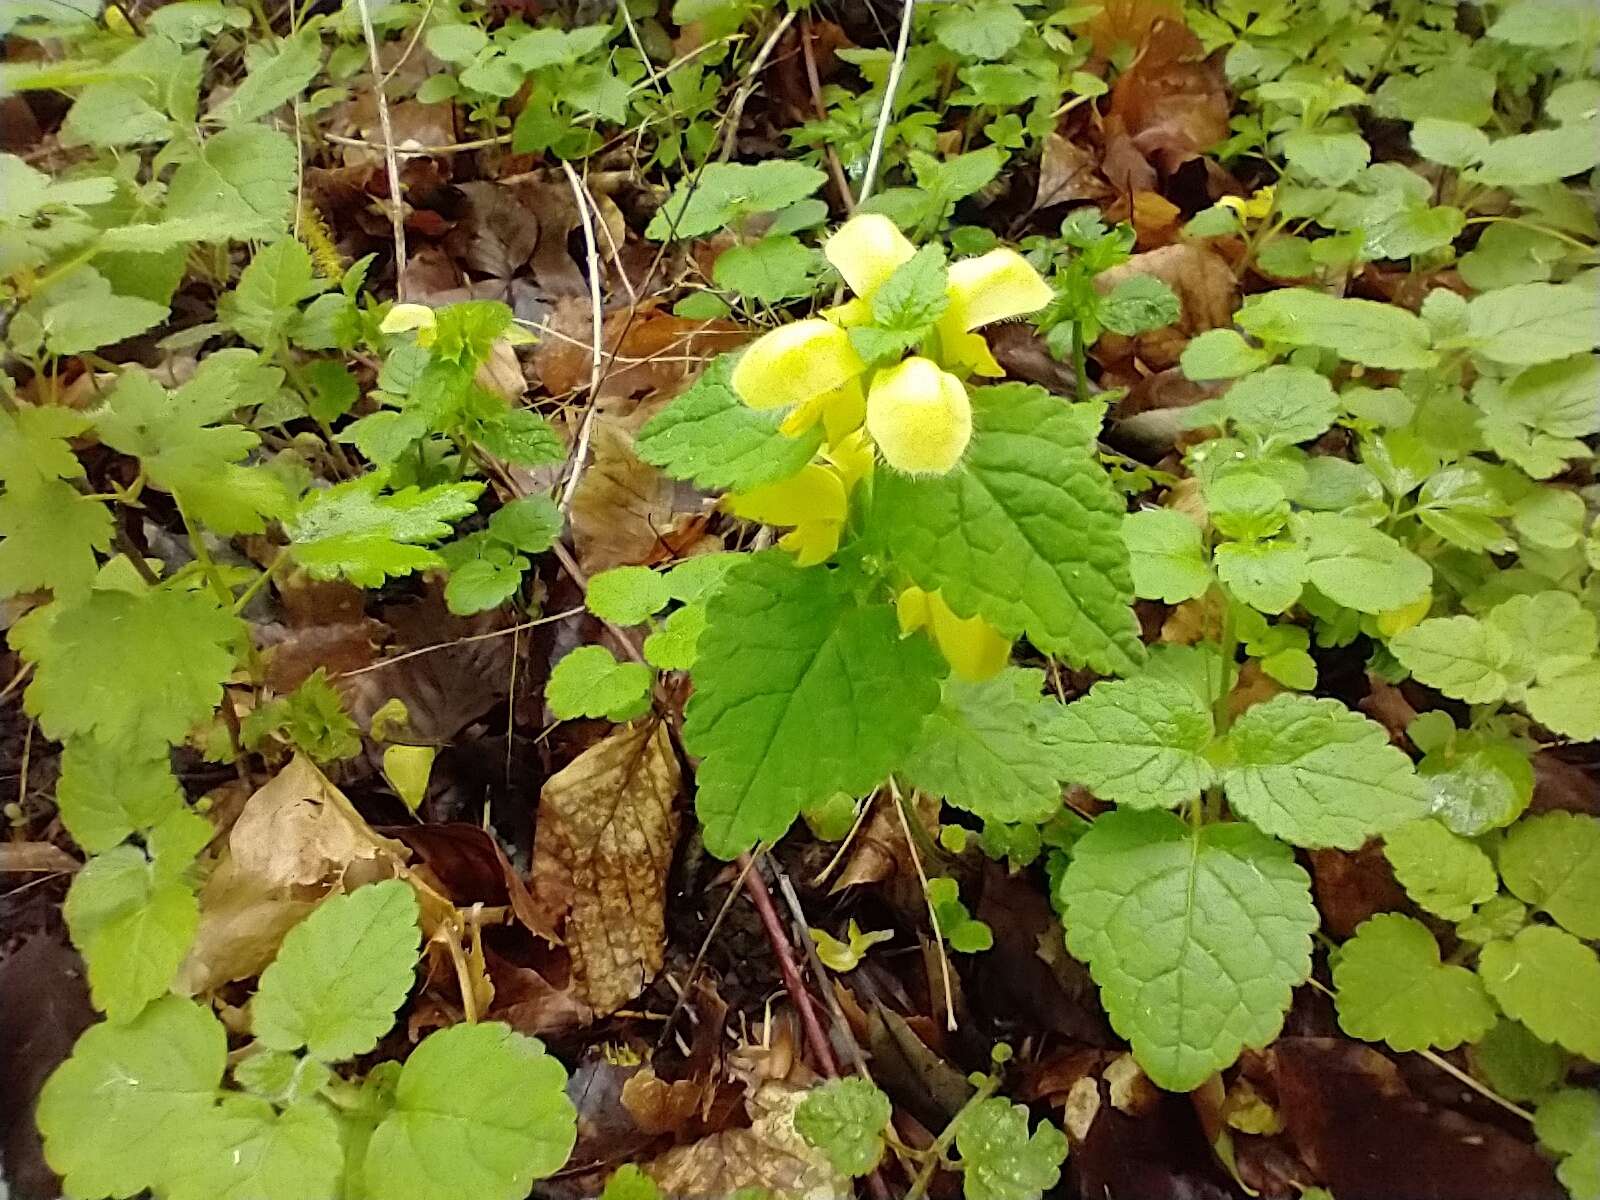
[955,1098,1069,1200]
[286,474,483,586]
[1499,812,1600,939]
[1215,539,1308,614]
[1383,818,1497,920]
[1526,661,1600,741]
[165,124,297,237]
[1479,926,1600,1061]
[1236,288,1436,370]
[1100,274,1181,337]
[1054,677,1214,809]
[1457,894,1528,944]
[872,383,1143,677]
[23,587,241,751]
[546,645,653,722]
[1470,1019,1566,1103]
[231,1048,333,1104]
[794,1077,891,1177]
[1465,282,1600,366]
[1180,329,1272,381]
[642,602,707,671]
[251,880,420,1060]
[932,0,1027,59]
[684,553,943,858]
[636,355,824,492]
[1420,735,1533,837]
[443,542,527,615]
[1333,913,1494,1052]
[646,162,827,240]
[1411,119,1491,168]
[712,234,817,302]
[38,996,225,1199]
[220,238,328,348]
[1221,694,1427,849]
[486,494,561,552]
[56,739,183,854]
[1476,355,1600,479]
[1058,809,1317,1091]
[1221,365,1339,447]
[901,668,1073,823]
[587,565,673,625]
[1471,125,1600,188]
[25,266,169,356]
[1294,513,1431,613]
[1392,615,1518,703]
[1123,508,1210,604]
[167,1096,343,1200]
[215,25,322,123]
[364,1023,576,1200]
[1282,129,1371,186]
[0,475,112,598]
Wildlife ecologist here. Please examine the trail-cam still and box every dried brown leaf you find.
[1094,243,1237,371]
[455,181,539,280]
[569,417,682,573]
[646,1083,847,1199]
[1036,133,1112,211]
[533,721,681,1014]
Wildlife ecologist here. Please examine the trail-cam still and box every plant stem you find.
[737,850,840,1079]
[1071,321,1089,404]
[903,1073,1000,1200]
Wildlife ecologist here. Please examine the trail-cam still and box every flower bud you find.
[824,213,916,301]
[731,319,865,411]
[866,357,972,476]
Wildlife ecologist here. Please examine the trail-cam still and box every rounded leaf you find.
[1333,913,1494,1052]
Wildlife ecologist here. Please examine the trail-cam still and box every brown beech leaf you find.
[533,720,681,1014]
[454,180,539,281]
[391,823,560,943]
[1273,1038,1565,1200]
[1104,16,1229,191]
[175,857,322,995]
[646,1083,847,1199]
[0,843,79,873]
[1309,843,1406,939]
[1036,133,1112,211]
[569,417,683,573]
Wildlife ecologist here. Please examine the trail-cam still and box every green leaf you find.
[1471,125,1600,188]
[1294,513,1431,613]
[1054,677,1214,809]
[443,545,526,615]
[1499,812,1600,939]
[1479,926,1600,1061]
[1221,694,1428,849]
[25,266,168,356]
[1465,282,1600,366]
[1383,818,1498,920]
[37,996,225,1200]
[546,645,653,722]
[600,1165,662,1200]
[426,22,488,64]
[1536,1089,1600,1157]
[794,1077,892,1177]
[165,124,297,237]
[56,739,183,853]
[873,384,1142,677]
[1392,615,1517,703]
[1476,355,1600,479]
[1419,734,1533,837]
[642,602,707,671]
[931,0,1027,59]
[587,565,673,625]
[1180,329,1272,381]
[487,495,562,552]
[712,234,817,302]
[1332,913,1495,1052]
[637,355,824,492]
[251,880,420,1060]
[955,1098,1069,1200]
[66,844,200,1021]
[0,475,112,599]
[221,238,328,348]
[683,553,944,858]
[476,407,565,466]
[1282,129,1371,186]
[1526,661,1600,741]
[1122,509,1210,604]
[1058,809,1317,1091]
[1099,274,1181,337]
[1236,288,1436,370]
[1411,119,1491,168]
[1221,365,1339,447]
[1470,1019,1566,1103]
[364,1023,577,1200]
[215,25,322,123]
[286,474,483,586]
[23,587,241,751]
[167,1097,343,1200]
[869,243,950,343]
[1457,894,1528,944]
[1215,539,1308,614]
[646,162,827,240]
[901,668,1073,823]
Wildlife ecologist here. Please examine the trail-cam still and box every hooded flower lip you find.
[897,586,1011,681]
[866,356,973,476]
[823,213,916,302]
[730,319,864,411]
[943,249,1056,332]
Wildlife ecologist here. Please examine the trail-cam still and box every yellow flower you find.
[897,586,1011,681]
[823,213,916,302]
[778,377,866,446]
[730,319,865,412]
[726,463,848,567]
[866,357,972,475]
[937,248,1056,378]
[1219,185,1276,223]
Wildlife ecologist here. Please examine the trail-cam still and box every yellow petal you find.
[779,521,843,567]
[1377,590,1432,638]
[926,591,1011,681]
[897,586,932,636]
[731,319,865,411]
[936,322,1005,378]
[825,427,875,492]
[823,297,874,328]
[824,213,916,302]
[946,248,1055,331]
[727,463,847,528]
[821,378,867,446]
[865,357,973,476]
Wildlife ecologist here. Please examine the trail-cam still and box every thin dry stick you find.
[353,0,409,297]
[336,606,585,677]
[800,14,855,213]
[889,778,957,1031]
[558,157,605,516]
[719,10,799,161]
[859,0,916,204]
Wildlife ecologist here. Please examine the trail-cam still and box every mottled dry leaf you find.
[569,417,681,573]
[534,721,681,1014]
[175,857,321,994]
[0,843,80,873]
[455,181,539,280]
[1103,16,1228,190]
[646,1083,848,1200]
[393,823,560,942]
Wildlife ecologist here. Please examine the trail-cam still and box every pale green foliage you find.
[1333,914,1494,1052]
[286,474,483,586]
[684,553,943,858]
[646,161,827,239]
[1479,926,1600,1060]
[954,1098,1068,1200]
[794,1077,892,1177]
[546,645,653,722]
[1536,1090,1600,1200]
[642,603,708,671]
[1470,1019,1565,1103]
[0,476,112,599]
[587,566,674,625]
[1058,810,1317,1091]
[871,384,1143,677]
[1052,677,1214,809]
[1384,818,1498,920]
[1122,509,1210,604]
[168,1097,343,1200]
[1498,812,1600,938]
[55,741,183,854]
[928,876,993,953]
[252,881,420,1060]
[1235,288,1436,369]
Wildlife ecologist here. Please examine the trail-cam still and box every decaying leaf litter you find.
[2,0,1599,1197]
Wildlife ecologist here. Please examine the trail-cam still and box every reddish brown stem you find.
[739,852,840,1078]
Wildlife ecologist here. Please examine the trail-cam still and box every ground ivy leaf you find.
[794,1077,891,1177]
[37,995,225,1200]
[1525,662,1600,742]
[251,880,420,1061]
[1383,818,1498,920]
[167,1096,343,1200]
[22,587,241,751]
[955,1098,1069,1200]
[684,553,943,859]
[1333,913,1495,1052]
[1498,812,1600,939]
[1465,281,1600,366]
[636,354,824,492]
[642,602,707,671]
[1054,677,1214,809]
[56,739,183,854]
[872,383,1143,677]
[1123,508,1211,604]
[1479,926,1600,1061]
[900,667,1072,823]
[1214,539,1308,614]
[1470,1019,1566,1103]
[1058,809,1317,1092]
[1220,694,1428,850]
[587,565,673,625]
[546,644,654,722]
[1221,364,1340,447]
[364,1023,577,1200]
[65,844,200,1022]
